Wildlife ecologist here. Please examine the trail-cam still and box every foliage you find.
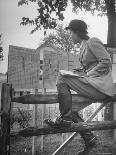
[18,0,68,33]
[71,0,106,15]
[83,105,94,119]
[18,0,114,33]
[0,34,3,60]
[43,24,74,52]
[11,109,32,129]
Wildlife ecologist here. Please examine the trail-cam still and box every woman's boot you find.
[72,111,97,154]
[44,83,74,127]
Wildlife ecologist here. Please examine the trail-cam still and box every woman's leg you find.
[56,72,107,118]
[57,83,72,120]
[56,73,107,153]
[45,72,107,131]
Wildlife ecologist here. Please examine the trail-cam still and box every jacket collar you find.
[79,40,87,63]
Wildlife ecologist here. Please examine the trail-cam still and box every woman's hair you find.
[66,19,90,40]
[75,30,90,40]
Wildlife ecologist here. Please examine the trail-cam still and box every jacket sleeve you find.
[86,38,112,77]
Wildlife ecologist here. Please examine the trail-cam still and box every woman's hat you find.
[65,19,88,34]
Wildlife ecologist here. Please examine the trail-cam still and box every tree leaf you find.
[18,0,109,33]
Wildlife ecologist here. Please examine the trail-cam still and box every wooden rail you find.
[12,93,116,104]
[11,120,116,137]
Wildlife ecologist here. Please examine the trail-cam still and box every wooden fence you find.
[0,83,116,155]
[1,45,116,154]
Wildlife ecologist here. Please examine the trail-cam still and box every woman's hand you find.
[73,68,84,73]
[72,68,87,76]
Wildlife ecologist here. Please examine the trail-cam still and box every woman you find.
[45,19,113,154]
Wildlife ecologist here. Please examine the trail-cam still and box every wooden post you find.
[41,88,46,152]
[41,49,46,152]
[32,89,38,155]
[113,102,116,145]
[0,83,12,155]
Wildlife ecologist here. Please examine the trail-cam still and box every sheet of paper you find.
[59,70,84,77]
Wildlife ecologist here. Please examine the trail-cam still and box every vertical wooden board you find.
[32,89,39,155]
[42,48,81,89]
[43,48,59,89]
[58,53,63,70]
[114,102,116,143]
[68,53,75,71]
[40,89,46,152]
[50,51,59,78]
[113,83,116,143]
[40,46,81,89]
[8,45,40,89]
[104,47,116,138]
[0,83,12,155]
[43,51,51,80]
[61,52,69,70]
[58,52,68,70]
[69,53,80,70]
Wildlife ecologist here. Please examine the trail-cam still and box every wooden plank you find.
[113,83,116,144]
[0,83,12,155]
[11,120,116,137]
[32,89,38,155]
[113,102,116,143]
[12,93,116,105]
[41,88,46,152]
[8,46,40,89]
[12,93,59,104]
[41,48,46,151]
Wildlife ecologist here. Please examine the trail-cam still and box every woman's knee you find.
[56,72,65,85]
[57,82,71,95]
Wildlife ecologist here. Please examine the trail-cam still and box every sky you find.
[0,0,108,73]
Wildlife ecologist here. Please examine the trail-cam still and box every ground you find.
[10,130,116,155]
[10,108,116,155]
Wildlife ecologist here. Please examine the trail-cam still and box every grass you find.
[10,130,116,155]
[10,107,116,155]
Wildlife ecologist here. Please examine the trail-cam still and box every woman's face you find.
[69,30,80,44]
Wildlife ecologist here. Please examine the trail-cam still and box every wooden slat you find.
[11,120,116,137]
[0,83,12,155]
[12,93,116,105]
[32,89,39,155]
[113,102,116,142]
